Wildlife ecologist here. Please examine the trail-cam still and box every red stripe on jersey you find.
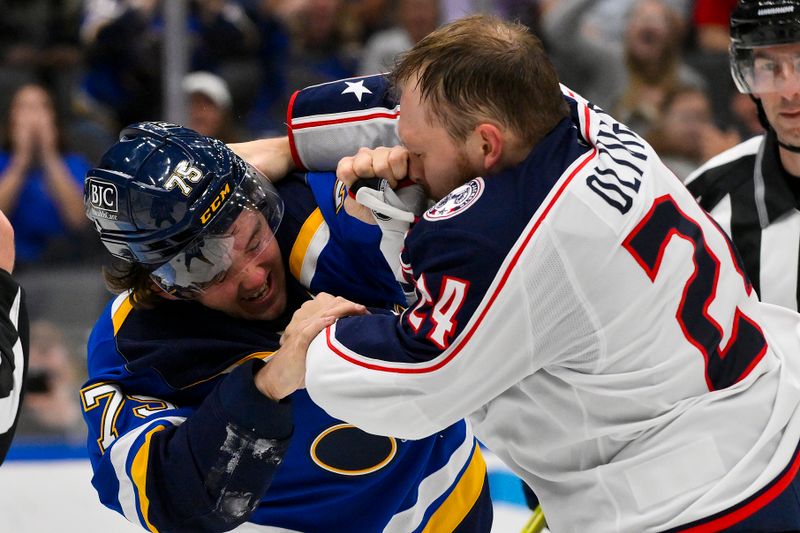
[286,90,306,171]
[292,111,400,130]
[324,103,599,374]
[672,439,800,532]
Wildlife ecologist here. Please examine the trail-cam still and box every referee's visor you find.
[150,164,283,298]
[731,42,800,94]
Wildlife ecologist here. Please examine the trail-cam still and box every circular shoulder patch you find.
[423,178,484,221]
[310,423,397,476]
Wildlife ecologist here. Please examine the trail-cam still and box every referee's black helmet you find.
[730,0,800,93]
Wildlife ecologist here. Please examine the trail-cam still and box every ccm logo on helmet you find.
[200,181,232,225]
[88,179,118,212]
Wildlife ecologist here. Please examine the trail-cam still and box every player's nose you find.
[239,261,268,292]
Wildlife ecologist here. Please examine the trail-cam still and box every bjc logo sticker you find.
[89,179,118,212]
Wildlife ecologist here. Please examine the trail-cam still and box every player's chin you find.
[239,291,287,321]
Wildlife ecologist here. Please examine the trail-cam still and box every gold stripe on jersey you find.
[289,207,330,287]
[422,443,487,533]
[131,424,168,532]
[112,294,134,335]
[179,351,276,390]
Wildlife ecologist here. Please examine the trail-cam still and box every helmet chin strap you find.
[777,138,800,153]
[752,96,800,152]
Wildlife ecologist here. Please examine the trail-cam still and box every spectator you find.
[646,85,740,181]
[80,0,259,129]
[242,0,293,136]
[188,0,261,124]
[284,0,360,90]
[693,0,737,54]
[0,0,111,165]
[358,0,441,75]
[348,0,393,44]
[79,0,163,128]
[0,207,28,465]
[0,0,83,113]
[16,320,84,444]
[0,83,91,268]
[189,0,259,74]
[729,91,766,140]
[584,0,691,44]
[685,0,740,135]
[182,71,240,143]
[243,0,361,136]
[438,0,518,23]
[542,0,704,136]
[612,0,705,133]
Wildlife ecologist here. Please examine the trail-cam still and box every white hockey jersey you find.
[289,76,800,532]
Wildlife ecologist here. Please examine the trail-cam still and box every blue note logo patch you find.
[310,423,397,475]
[423,178,484,221]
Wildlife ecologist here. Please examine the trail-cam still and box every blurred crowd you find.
[2,0,757,444]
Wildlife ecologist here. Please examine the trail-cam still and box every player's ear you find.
[469,123,504,173]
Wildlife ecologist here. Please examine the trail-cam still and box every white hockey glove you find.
[353,179,426,305]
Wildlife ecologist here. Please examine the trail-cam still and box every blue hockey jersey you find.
[81,173,491,532]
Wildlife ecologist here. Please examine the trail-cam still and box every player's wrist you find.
[254,361,292,401]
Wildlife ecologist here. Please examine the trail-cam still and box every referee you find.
[0,208,28,465]
[686,0,800,311]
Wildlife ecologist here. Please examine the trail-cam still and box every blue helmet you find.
[85,121,284,297]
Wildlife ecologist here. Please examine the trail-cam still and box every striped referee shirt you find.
[686,130,800,311]
[0,269,27,464]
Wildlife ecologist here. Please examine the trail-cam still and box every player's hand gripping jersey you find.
[81,174,491,532]
[290,75,800,532]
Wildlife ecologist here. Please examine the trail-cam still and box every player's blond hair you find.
[390,15,569,147]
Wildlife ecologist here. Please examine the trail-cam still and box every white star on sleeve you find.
[341,80,373,102]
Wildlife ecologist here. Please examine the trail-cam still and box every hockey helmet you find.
[85,121,284,298]
[730,0,800,93]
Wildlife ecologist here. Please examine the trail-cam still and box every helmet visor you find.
[731,42,800,93]
[150,164,283,298]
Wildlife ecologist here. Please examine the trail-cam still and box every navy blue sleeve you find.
[143,359,292,531]
[82,350,292,531]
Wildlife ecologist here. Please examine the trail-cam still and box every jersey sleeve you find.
[0,270,27,464]
[82,312,293,532]
[301,171,408,306]
[305,218,540,439]
[286,74,400,170]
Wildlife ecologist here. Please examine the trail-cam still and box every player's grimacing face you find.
[195,210,287,321]
[398,83,478,201]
